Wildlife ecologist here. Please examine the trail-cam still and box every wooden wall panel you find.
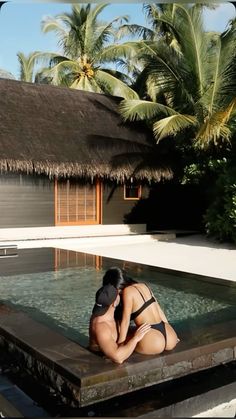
[102,183,149,224]
[0,175,149,228]
[0,174,54,227]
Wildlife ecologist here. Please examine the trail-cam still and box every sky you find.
[0,2,235,79]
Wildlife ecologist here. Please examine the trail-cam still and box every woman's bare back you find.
[122,283,179,355]
[129,283,162,325]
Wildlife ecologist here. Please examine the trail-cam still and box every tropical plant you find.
[119,3,236,150]
[17,51,46,83]
[205,164,236,242]
[38,3,138,99]
[115,3,236,240]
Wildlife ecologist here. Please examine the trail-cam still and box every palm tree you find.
[39,3,138,99]
[17,51,46,83]
[119,4,236,149]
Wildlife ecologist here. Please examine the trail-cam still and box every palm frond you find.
[70,75,102,93]
[92,17,129,57]
[17,51,44,82]
[101,68,133,85]
[99,42,141,63]
[41,16,68,47]
[86,3,109,24]
[214,22,236,107]
[138,41,196,109]
[95,70,139,99]
[43,58,78,85]
[119,99,185,122]
[150,4,209,97]
[153,114,198,142]
[195,99,236,148]
[116,24,155,41]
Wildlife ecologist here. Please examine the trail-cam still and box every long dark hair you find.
[102,267,137,321]
[102,267,137,290]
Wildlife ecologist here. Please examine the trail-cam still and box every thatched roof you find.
[0,78,172,182]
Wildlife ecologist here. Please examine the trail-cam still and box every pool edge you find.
[0,305,235,407]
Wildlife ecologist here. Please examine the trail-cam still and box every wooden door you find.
[55,179,101,225]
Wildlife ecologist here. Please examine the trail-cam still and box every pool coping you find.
[141,264,236,288]
[0,304,235,407]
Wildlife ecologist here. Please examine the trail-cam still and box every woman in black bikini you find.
[103,267,180,355]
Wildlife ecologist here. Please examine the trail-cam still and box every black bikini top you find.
[130,284,156,320]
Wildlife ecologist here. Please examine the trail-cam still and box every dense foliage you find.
[118,3,236,242]
[205,164,236,242]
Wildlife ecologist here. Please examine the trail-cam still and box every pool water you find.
[0,248,235,347]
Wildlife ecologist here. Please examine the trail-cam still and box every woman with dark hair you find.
[103,267,135,289]
[102,267,179,355]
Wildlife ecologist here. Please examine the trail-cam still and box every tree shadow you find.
[123,183,208,236]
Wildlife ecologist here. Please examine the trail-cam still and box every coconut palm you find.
[39,3,138,99]
[17,51,47,83]
[119,3,236,149]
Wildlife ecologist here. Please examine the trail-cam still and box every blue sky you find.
[0,2,235,78]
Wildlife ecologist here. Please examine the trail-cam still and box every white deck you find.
[1,230,235,282]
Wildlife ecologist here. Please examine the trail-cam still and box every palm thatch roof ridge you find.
[0,78,172,182]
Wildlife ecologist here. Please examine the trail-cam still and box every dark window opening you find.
[124,184,141,200]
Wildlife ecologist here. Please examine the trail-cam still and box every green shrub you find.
[205,168,236,243]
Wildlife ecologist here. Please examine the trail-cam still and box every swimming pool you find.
[0,248,235,347]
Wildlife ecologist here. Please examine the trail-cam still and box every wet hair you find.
[102,267,137,290]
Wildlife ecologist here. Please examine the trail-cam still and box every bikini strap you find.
[132,285,146,302]
[144,283,156,301]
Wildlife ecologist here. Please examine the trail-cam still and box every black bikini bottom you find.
[151,321,167,342]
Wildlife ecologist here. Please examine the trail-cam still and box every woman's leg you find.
[165,323,179,351]
[135,329,166,355]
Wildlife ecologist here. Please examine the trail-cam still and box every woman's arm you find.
[117,288,133,344]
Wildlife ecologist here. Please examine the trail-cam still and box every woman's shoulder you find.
[123,282,141,295]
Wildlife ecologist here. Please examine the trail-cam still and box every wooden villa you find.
[0,78,171,233]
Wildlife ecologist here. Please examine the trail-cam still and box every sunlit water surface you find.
[0,256,235,347]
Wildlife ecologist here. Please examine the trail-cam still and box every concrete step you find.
[0,224,146,241]
[3,232,174,251]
